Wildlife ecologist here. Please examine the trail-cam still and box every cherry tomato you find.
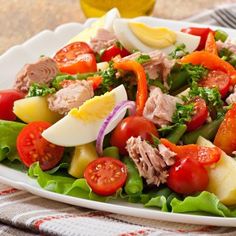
[186,97,208,132]
[161,138,221,166]
[0,89,24,121]
[100,44,130,62]
[111,116,158,155]
[53,42,97,74]
[199,70,230,98]
[181,27,214,50]
[84,157,127,196]
[214,104,236,155]
[17,121,64,170]
[167,157,209,195]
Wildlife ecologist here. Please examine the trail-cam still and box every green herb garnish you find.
[168,43,188,59]
[27,83,56,97]
[172,103,195,124]
[135,54,151,64]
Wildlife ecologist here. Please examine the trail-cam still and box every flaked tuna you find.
[143,87,181,127]
[47,80,94,115]
[14,57,59,93]
[126,136,176,186]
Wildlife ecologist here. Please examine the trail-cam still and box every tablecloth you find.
[1,3,236,236]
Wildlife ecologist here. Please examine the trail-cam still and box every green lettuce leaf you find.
[28,162,119,202]
[0,120,25,162]
[171,191,236,217]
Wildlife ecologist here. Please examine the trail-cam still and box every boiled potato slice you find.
[197,136,236,205]
[68,143,98,178]
[13,96,61,124]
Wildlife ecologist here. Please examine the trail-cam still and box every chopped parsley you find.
[168,43,188,59]
[135,54,151,64]
[187,82,224,118]
[27,83,56,97]
[182,63,208,83]
[219,48,236,67]
[172,102,195,124]
[51,74,76,90]
[168,63,208,92]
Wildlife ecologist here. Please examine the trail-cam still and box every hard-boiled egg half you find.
[69,8,120,44]
[113,19,201,54]
[42,85,127,147]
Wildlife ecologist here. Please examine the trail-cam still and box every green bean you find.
[215,29,228,42]
[168,70,189,92]
[182,116,224,144]
[103,146,120,159]
[123,156,143,196]
[166,124,187,144]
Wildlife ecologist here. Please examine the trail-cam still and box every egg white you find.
[113,19,200,54]
[42,85,127,147]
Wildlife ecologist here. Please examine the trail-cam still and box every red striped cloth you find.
[0,183,236,236]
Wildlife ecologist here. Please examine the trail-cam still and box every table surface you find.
[0,0,235,55]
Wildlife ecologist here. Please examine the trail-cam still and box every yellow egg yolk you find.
[128,22,177,48]
[69,92,115,122]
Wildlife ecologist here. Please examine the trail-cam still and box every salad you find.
[2,8,236,218]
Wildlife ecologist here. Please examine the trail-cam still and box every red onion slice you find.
[96,100,136,156]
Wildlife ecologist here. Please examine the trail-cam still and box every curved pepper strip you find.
[214,103,236,155]
[114,60,148,116]
[180,51,236,85]
[161,138,221,166]
[205,32,218,55]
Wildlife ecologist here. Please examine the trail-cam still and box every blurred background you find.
[0,0,235,54]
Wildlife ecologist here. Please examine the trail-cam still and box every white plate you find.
[1,17,236,227]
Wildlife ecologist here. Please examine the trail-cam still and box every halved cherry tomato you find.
[0,89,25,121]
[161,138,221,166]
[111,116,158,155]
[214,104,236,155]
[167,157,209,195]
[84,157,127,196]
[199,70,230,98]
[181,27,214,50]
[186,97,208,132]
[100,44,130,62]
[17,121,64,170]
[53,42,97,74]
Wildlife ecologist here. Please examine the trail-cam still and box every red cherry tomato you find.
[17,121,64,170]
[199,70,230,98]
[53,42,97,74]
[0,89,24,121]
[167,157,209,195]
[84,157,127,196]
[186,97,208,132]
[100,44,130,62]
[111,116,158,155]
[181,27,214,50]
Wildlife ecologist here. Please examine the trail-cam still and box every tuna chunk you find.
[47,80,94,115]
[14,57,59,93]
[90,28,117,53]
[126,136,176,186]
[143,87,181,127]
[120,50,175,88]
